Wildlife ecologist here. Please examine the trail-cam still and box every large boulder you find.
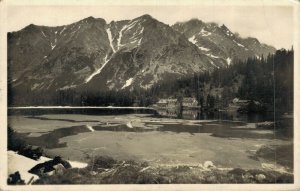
[255,173,266,183]
[7,171,25,185]
[203,161,216,169]
[28,156,71,176]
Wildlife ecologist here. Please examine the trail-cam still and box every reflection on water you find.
[8,108,155,116]
[155,108,274,122]
[155,108,181,118]
[10,107,293,150]
[9,107,275,123]
[19,117,292,150]
[19,126,90,148]
[182,110,198,120]
[156,108,199,120]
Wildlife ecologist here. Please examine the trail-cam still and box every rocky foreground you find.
[7,149,293,184]
[32,156,293,184]
[7,151,87,185]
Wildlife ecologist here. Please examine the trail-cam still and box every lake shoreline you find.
[8,106,153,109]
[33,153,294,184]
[7,110,294,184]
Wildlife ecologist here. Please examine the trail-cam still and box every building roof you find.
[182,97,197,102]
[157,98,177,103]
[233,98,250,103]
[157,99,168,103]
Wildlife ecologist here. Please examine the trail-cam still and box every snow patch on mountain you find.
[129,39,139,44]
[106,27,116,52]
[85,55,110,83]
[60,27,66,34]
[188,35,209,51]
[117,19,144,49]
[198,46,210,51]
[139,27,144,35]
[200,29,211,36]
[188,35,197,44]
[226,30,233,37]
[117,25,127,49]
[70,25,82,36]
[210,60,219,68]
[122,78,134,89]
[50,42,56,50]
[233,40,245,47]
[59,84,77,90]
[137,38,143,46]
[131,26,144,37]
[41,30,46,38]
[141,85,152,89]
[125,20,139,32]
[226,57,232,65]
[50,34,57,50]
[205,53,219,58]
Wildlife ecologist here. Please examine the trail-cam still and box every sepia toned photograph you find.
[1,0,299,190]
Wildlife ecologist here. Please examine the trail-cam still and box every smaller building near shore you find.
[229,98,263,113]
[156,97,199,109]
[182,97,198,108]
[156,99,168,107]
[232,98,251,105]
[167,99,179,107]
[156,98,179,108]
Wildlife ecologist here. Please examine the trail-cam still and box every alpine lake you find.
[8,107,293,173]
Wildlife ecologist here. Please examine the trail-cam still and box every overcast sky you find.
[7,5,294,49]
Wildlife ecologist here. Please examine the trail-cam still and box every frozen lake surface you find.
[8,108,293,172]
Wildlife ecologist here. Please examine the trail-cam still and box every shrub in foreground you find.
[33,156,294,184]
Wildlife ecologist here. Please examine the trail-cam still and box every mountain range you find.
[8,14,276,94]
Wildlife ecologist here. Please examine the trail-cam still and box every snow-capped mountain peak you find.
[8,15,275,94]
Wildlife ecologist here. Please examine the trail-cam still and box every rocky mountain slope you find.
[8,15,276,94]
[172,19,275,66]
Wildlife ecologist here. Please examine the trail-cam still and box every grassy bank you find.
[34,155,293,184]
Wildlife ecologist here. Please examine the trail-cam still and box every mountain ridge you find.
[8,15,276,95]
